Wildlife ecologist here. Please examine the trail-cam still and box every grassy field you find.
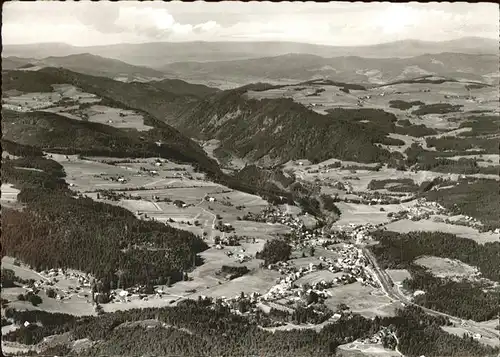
[1,183,20,203]
[2,84,101,113]
[385,219,499,244]
[441,326,500,348]
[102,241,278,312]
[53,156,210,192]
[324,282,402,318]
[385,269,411,285]
[294,270,344,286]
[246,81,499,120]
[337,341,401,357]
[1,257,97,317]
[82,105,153,131]
[285,160,445,191]
[55,155,283,243]
[332,201,415,227]
[414,256,481,280]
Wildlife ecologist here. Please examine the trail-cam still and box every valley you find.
[1,27,499,357]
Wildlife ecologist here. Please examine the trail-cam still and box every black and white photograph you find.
[1,1,499,356]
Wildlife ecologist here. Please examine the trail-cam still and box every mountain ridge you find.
[3,37,497,68]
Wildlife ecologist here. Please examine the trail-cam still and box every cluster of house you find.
[22,268,94,301]
[335,223,387,244]
[259,245,379,304]
[138,167,160,176]
[359,326,394,345]
[3,98,54,112]
[221,247,252,264]
[2,103,32,112]
[242,206,304,227]
[389,198,446,221]
[318,179,353,193]
[441,215,483,230]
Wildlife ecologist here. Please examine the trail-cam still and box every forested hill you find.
[2,69,293,202]
[148,78,220,98]
[2,109,220,175]
[2,68,206,123]
[1,154,208,288]
[175,87,400,166]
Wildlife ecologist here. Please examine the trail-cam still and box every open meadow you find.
[385,219,499,244]
[414,256,481,281]
[1,257,97,317]
[324,282,404,318]
[80,105,153,131]
[337,341,401,357]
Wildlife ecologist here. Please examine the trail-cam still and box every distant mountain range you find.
[161,52,499,84]
[3,51,497,88]
[3,37,498,67]
[1,53,169,82]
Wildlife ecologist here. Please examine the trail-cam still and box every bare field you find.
[385,219,499,244]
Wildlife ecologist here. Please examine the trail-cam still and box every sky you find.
[3,1,499,47]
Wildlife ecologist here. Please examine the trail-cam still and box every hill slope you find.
[175,87,399,167]
[2,68,203,122]
[2,68,291,202]
[3,53,168,81]
[148,78,220,98]
[1,109,220,174]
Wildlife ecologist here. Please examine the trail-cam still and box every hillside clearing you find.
[414,256,481,280]
[385,219,499,244]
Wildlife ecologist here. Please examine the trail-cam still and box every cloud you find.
[2,2,498,46]
[76,3,121,33]
[194,21,221,34]
[76,5,195,40]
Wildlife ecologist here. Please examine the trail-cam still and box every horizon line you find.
[3,35,498,48]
